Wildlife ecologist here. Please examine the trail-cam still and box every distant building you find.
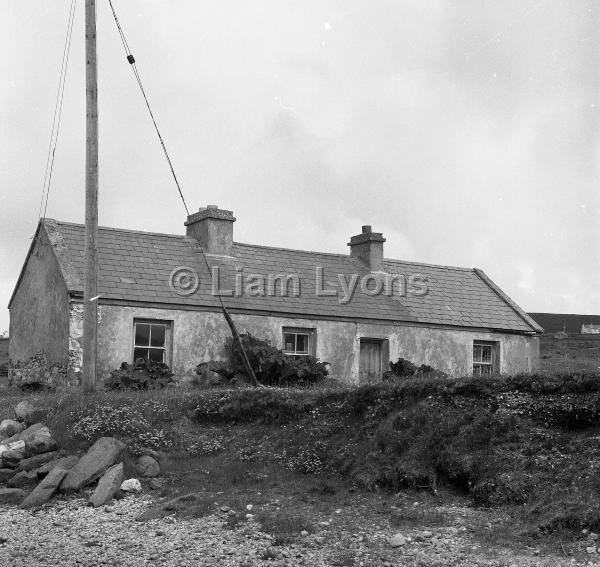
[581,324,600,335]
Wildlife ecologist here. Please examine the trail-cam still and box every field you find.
[539,333,600,373]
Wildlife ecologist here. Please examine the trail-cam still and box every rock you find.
[120,478,142,493]
[24,427,58,456]
[586,546,597,554]
[0,440,26,460]
[0,420,25,440]
[88,462,123,507]
[60,437,126,493]
[0,488,26,504]
[148,477,163,490]
[220,505,230,513]
[2,450,26,469]
[36,455,79,479]
[14,402,44,425]
[16,451,61,472]
[7,470,38,488]
[300,530,309,537]
[135,455,160,478]
[388,534,407,548]
[1,424,44,448]
[0,469,15,483]
[20,467,68,509]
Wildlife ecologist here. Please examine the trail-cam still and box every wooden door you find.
[359,340,382,383]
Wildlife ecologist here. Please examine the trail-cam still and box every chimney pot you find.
[362,225,372,234]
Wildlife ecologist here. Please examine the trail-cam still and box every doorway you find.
[359,339,384,384]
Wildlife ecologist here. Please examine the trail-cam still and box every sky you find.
[1,0,599,334]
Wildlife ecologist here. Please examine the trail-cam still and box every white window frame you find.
[282,328,316,359]
[133,319,172,364]
[473,340,498,376]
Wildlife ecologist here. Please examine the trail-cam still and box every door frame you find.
[358,337,389,383]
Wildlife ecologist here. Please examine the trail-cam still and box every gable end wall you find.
[8,230,70,384]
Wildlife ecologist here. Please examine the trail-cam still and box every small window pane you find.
[135,324,150,346]
[481,346,492,363]
[134,347,148,361]
[473,345,482,363]
[150,325,166,347]
[283,334,295,352]
[295,334,309,354]
[148,348,164,363]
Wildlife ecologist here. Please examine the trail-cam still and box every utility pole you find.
[82,0,99,392]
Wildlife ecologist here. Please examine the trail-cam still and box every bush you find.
[389,357,417,377]
[105,358,175,390]
[192,388,312,424]
[195,333,329,387]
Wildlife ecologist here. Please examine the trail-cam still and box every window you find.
[283,328,315,359]
[134,320,171,363]
[473,341,498,375]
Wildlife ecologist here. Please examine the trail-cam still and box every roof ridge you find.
[384,258,473,272]
[55,220,185,240]
[53,219,476,270]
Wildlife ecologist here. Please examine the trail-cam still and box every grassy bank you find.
[2,371,600,539]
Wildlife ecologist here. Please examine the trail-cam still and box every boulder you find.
[0,469,15,483]
[36,455,79,479]
[60,437,126,493]
[135,455,160,478]
[0,440,26,459]
[2,423,44,445]
[0,420,25,440]
[120,478,142,493]
[14,402,44,425]
[0,488,26,505]
[24,427,58,456]
[7,470,37,488]
[16,451,61,472]
[88,462,123,507]
[20,467,68,509]
[2,450,26,469]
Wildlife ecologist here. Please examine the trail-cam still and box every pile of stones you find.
[0,401,161,509]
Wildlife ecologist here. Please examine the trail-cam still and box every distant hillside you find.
[528,313,600,334]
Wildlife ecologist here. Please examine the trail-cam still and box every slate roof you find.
[26,219,541,334]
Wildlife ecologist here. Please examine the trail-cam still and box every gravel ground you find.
[1,495,600,567]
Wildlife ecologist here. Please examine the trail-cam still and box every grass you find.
[539,333,600,373]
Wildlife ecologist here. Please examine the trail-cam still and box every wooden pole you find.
[82,0,99,392]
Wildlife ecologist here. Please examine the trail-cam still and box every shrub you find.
[195,333,329,387]
[192,388,311,424]
[389,357,417,377]
[105,358,174,390]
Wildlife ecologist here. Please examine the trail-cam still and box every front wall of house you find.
[69,302,539,384]
[9,234,70,384]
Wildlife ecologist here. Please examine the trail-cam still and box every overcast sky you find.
[1,0,599,333]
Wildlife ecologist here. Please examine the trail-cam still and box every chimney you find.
[185,205,235,256]
[347,225,386,272]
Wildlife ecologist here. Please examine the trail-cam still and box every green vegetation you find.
[195,332,329,387]
[2,368,600,538]
[105,358,175,390]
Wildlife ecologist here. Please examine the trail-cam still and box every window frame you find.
[132,319,173,365]
[472,340,499,376]
[282,327,316,359]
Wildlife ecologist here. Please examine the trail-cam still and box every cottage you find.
[8,206,541,387]
[582,324,600,335]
